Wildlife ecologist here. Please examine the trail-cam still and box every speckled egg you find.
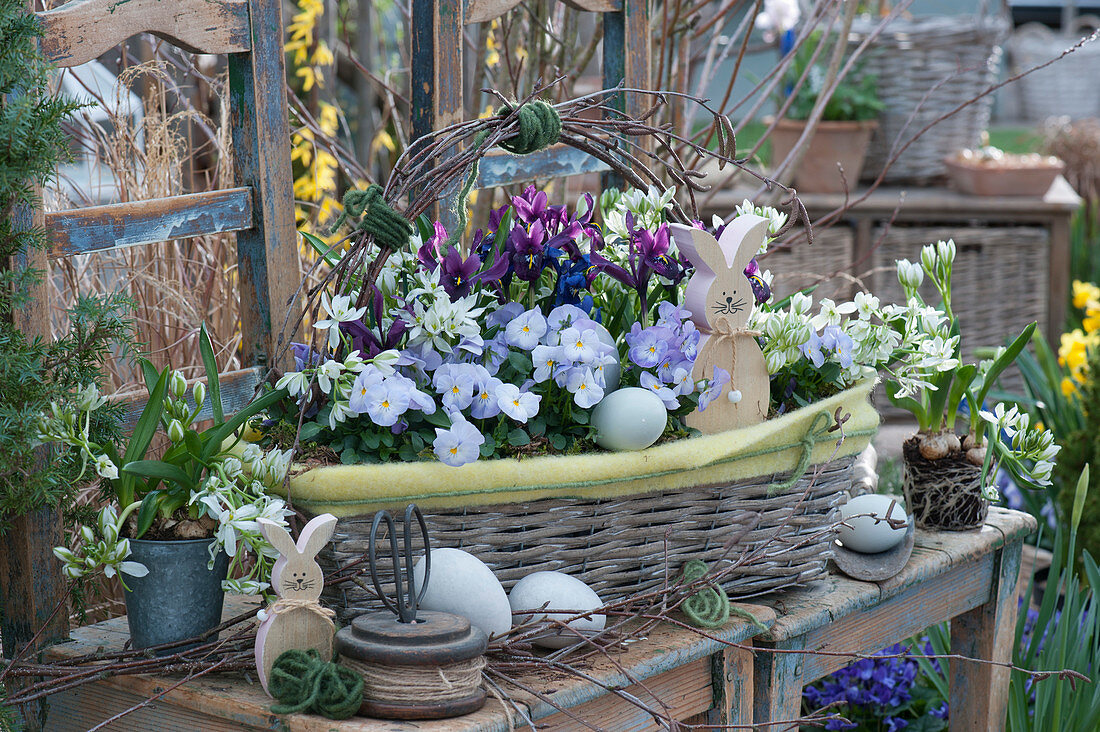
[591,387,668,451]
[837,494,909,554]
[412,548,512,638]
[508,571,605,649]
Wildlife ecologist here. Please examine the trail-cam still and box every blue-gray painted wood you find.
[45,188,253,257]
[476,146,610,189]
[116,366,264,431]
[228,0,299,371]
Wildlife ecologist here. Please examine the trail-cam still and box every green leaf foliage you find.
[0,0,134,523]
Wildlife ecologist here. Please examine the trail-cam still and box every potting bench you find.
[43,507,1035,731]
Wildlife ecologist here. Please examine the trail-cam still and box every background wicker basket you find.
[319,456,855,623]
[849,14,1009,183]
[766,227,855,303]
[1006,17,1100,123]
[870,224,1049,413]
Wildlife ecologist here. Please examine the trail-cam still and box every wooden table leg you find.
[948,539,1025,732]
[699,645,755,727]
[753,638,805,732]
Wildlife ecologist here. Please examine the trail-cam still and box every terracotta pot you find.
[770,119,877,193]
[943,156,1065,197]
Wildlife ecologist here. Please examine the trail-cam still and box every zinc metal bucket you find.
[124,538,230,650]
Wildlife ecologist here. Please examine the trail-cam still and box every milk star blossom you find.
[200,495,261,559]
[95,454,119,480]
[314,292,368,350]
[315,359,343,394]
[433,417,485,467]
[497,383,541,423]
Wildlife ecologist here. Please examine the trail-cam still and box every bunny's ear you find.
[296,514,338,560]
[258,519,298,559]
[718,214,772,271]
[669,224,728,276]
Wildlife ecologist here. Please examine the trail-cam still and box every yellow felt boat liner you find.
[278,379,878,515]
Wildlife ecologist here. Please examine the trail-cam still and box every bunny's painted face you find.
[283,569,317,594]
[713,289,747,317]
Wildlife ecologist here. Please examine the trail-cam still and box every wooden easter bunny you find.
[255,513,338,694]
[670,214,771,433]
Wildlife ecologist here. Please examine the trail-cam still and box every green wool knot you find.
[330,183,413,250]
[680,559,731,629]
[269,648,363,720]
[497,100,562,155]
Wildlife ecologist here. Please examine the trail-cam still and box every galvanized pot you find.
[124,538,230,650]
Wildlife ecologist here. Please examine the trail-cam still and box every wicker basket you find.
[849,14,1009,183]
[871,225,1049,412]
[319,456,854,624]
[1006,17,1100,123]
[286,381,879,624]
[766,226,855,303]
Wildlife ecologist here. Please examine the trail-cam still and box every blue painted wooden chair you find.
[1,0,297,669]
[410,0,651,190]
[20,0,298,419]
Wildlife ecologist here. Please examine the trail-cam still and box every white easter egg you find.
[837,494,909,554]
[508,571,605,649]
[590,322,621,392]
[412,548,512,638]
[591,387,668,451]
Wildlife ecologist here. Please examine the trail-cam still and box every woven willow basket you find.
[1007,18,1100,122]
[283,382,878,624]
[849,14,1009,183]
[766,227,855,304]
[318,457,854,624]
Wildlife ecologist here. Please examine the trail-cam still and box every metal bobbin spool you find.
[335,504,488,720]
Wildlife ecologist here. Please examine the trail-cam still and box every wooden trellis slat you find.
[45,188,254,257]
[37,0,251,68]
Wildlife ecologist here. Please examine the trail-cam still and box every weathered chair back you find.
[22,0,297,418]
[410,0,651,189]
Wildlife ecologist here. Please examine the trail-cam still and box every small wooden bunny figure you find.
[255,513,338,694]
[670,214,771,433]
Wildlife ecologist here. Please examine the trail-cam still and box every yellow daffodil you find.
[1073,280,1100,310]
[1062,377,1078,397]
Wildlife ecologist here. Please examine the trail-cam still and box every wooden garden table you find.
[42,599,774,731]
[42,507,1034,731]
[748,506,1036,732]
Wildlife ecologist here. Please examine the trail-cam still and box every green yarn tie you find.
[495,100,561,155]
[269,648,363,720]
[330,183,413,250]
[766,410,833,496]
[444,100,562,251]
[680,559,731,629]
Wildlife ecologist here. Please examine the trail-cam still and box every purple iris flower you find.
[744,258,772,304]
[340,291,406,357]
[509,219,552,281]
[291,342,323,370]
[512,185,550,226]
